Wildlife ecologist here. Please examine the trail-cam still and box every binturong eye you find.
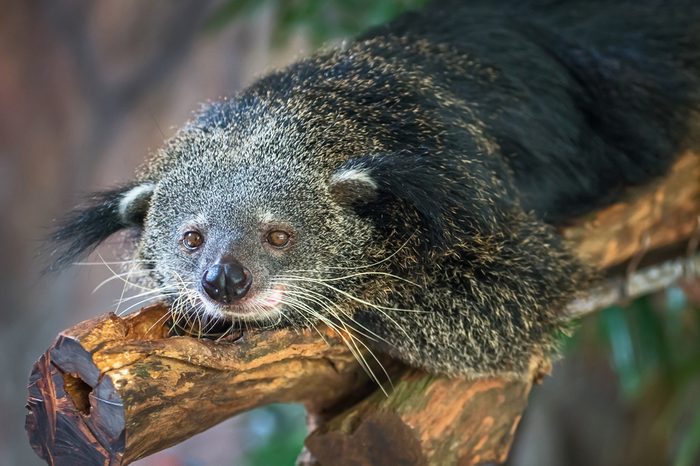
[266,229,291,248]
[182,231,204,250]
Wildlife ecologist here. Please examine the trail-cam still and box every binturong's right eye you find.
[181,231,204,251]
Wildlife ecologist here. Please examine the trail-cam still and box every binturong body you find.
[50,0,700,377]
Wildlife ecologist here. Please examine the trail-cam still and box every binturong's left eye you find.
[266,229,291,248]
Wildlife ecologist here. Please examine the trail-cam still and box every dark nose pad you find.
[201,258,253,304]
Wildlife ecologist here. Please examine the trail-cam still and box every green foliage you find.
[206,0,428,45]
[596,289,700,466]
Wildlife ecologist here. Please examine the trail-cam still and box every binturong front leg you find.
[354,206,586,378]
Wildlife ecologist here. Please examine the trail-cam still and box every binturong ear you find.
[328,163,379,207]
[46,182,155,271]
[329,153,455,249]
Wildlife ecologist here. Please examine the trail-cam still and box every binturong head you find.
[45,104,423,329]
[134,149,380,324]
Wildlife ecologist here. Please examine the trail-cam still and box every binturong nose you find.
[201,256,253,304]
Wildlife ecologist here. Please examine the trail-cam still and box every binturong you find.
[48,0,700,378]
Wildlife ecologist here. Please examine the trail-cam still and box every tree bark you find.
[25,152,700,465]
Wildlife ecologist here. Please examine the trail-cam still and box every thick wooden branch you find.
[26,307,373,465]
[26,152,700,465]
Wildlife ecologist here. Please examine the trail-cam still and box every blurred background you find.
[1,1,699,465]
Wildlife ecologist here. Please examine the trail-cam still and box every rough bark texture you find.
[26,306,375,465]
[26,152,700,465]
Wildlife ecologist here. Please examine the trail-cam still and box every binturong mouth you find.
[170,284,287,340]
[204,284,287,319]
[261,286,285,308]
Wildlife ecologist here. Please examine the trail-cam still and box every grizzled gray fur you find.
[50,0,700,377]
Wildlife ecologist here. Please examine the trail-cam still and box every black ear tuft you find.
[46,182,155,272]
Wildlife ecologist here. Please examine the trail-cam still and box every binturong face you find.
[137,154,377,328]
